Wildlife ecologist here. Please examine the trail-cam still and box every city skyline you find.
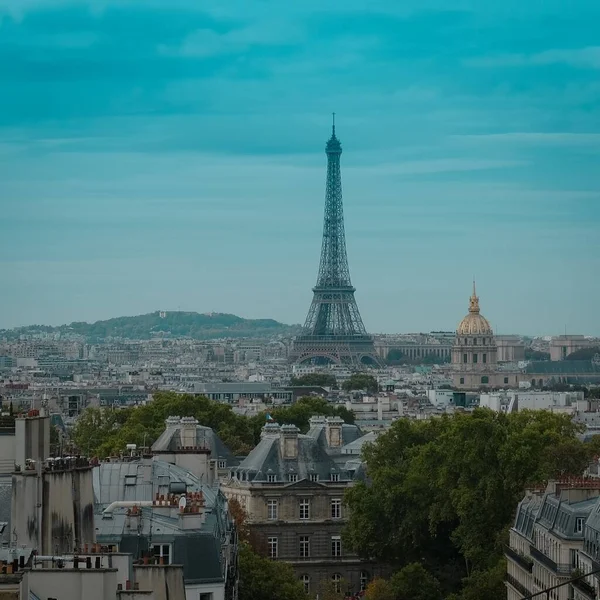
[1,1,600,335]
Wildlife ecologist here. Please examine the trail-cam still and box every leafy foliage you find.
[1,311,299,341]
[524,348,551,361]
[344,409,591,597]
[238,543,305,600]
[290,373,338,388]
[72,392,355,457]
[342,373,379,394]
[566,347,600,361]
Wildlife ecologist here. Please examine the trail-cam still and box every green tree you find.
[342,373,379,394]
[365,578,395,600]
[386,349,404,364]
[290,373,338,388]
[344,409,591,597]
[389,563,442,600]
[238,543,305,600]
[253,396,355,435]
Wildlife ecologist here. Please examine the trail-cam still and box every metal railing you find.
[529,545,572,575]
[505,545,534,573]
[505,573,532,597]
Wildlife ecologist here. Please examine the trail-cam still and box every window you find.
[309,473,319,482]
[473,338,478,345]
[218,460,227,469]
[504,377,509,384]
[299,499,310,520]
[267,499,278,520]
[332,573,341,593]
[300,574,310,593]
[576,518,585,534]
[463,353,468,363]
[360,571,369,591]
[200,594,213,600]
[473,353,478,364]
[289,474,298,483]
[460,377,465,385]
[331,535,342,557]
[482,353,487,364]
[151,544,171,565]
[267,474,277,483]
[331,498,342,519]
[481,376,489,384]
[268,537,278,559]
[330,472,340,482]
[299,536,310,558]
[125,475,136,486]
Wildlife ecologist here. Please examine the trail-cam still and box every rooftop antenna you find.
[332,112,336,136]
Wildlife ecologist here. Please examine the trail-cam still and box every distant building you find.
[222,417,385,596]
[451,283,499,389]
[550,336,596,361]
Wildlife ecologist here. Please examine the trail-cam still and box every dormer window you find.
[289,474,298,483]
[267,474,277,483]
[576,517,585,534]
[330,473,340,482]
[310,474,319,482]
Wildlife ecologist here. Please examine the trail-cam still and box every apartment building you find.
[506,480,600,600]
[222,417,384,597]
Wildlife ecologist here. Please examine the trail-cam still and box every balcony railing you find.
[505,544,534,573]
[505,573,532,597]
[572,577,597,599]
[530,545,572,576]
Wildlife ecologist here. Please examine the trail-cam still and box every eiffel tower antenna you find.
[290,117,379,366]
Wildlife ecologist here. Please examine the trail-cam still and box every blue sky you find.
[1,1,599,335]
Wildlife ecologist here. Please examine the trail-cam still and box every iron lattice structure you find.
[290,119,379,366]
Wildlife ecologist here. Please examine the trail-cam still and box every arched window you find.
[300,574,310,593]
[360,571,370,591]
[332,573,342,593]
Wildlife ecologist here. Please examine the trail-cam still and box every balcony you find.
[505,544,534,572]
[530,545,572,576]
[572,577,597,599]
[505,573,531,597]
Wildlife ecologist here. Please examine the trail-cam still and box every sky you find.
[1,1,600,335]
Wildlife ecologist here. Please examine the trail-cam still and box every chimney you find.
[261,422,281,439]
[165,415,181,431]
[325,417,344,448]
[280,424,300,459]
[180,417,198,448]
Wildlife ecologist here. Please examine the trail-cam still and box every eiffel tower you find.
[290,116,379,366]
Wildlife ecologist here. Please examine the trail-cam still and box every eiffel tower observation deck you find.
[290,117,379,366]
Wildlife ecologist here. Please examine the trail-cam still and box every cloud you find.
[467,46,600,69]
[455,133,600,146]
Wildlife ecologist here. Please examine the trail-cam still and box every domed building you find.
[452,283,498,389]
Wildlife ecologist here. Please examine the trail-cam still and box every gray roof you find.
[526,360,600,375]
[340,432,379,456]
[232,422,364,484]
[514,493,543,541]
[93,459,233,585]
[305,416,363,453]
[151,416,238,465]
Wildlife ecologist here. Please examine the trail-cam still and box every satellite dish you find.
[178,496,187,510]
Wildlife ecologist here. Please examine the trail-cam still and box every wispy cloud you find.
[467,46,600,69]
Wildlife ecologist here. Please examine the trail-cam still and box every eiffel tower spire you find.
[290,119,379,366]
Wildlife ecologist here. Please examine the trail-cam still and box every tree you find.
[344,409,592,597]
[290,373,338,388]
[228,498,250,543]
[386,349,404,364]
[238,543,305,600]
[365,578,395,600]
[389,563,442,600]
[342,373,379,394]
[524,349,551,361]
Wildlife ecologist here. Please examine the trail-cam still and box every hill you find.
[1,311,301,341]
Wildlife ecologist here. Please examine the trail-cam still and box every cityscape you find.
[2,3,600,600]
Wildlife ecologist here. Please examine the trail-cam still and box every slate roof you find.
[93,459,233,585]
[151,416,238,465]
[305,416,362,453]
[526,360,600,374]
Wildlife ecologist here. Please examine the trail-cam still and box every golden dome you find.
[456,282,493,336]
